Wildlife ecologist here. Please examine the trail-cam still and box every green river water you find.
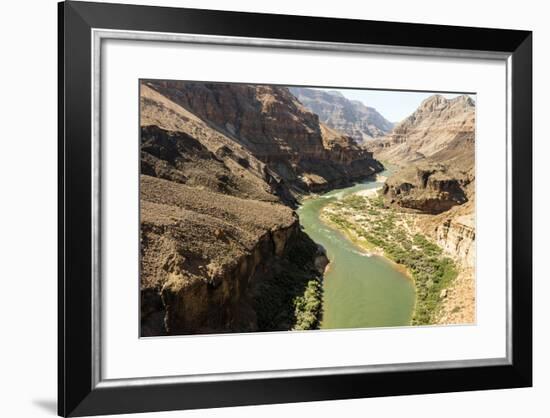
[297,170,416,329]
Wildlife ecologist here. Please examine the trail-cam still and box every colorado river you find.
[297,170,416,329]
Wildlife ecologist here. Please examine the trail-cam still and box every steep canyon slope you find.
[140,81,383,336]
[372,94,476,323]
[145,81,383,196]
[374,95,475,214]
[373,94,475,164]
[289,87,393,145]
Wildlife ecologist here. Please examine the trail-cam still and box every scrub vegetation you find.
[323,194,457,325]
[293,279,323,330]
[253,234,325,331]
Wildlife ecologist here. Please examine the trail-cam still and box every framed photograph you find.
[58,1,532,416]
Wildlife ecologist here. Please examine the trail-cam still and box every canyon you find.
[371,94,476,323]
[140,83,476,335]
[143,81,383,198]
[310,93,476,325]
[140,81,380,336]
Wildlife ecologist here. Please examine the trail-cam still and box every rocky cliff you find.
[432,208,475,269]
[375,95,475,214]
[374,94,476,324]
[415,199,476,324]
[382,163,471,214]
[139,80,386,336]
[144,81,383,196]
[290,87,393,144]
[140,176,327,335]
[372,94,475,165]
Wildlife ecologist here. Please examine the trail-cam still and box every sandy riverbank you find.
[353,186,382,198]
[319,191,464,326]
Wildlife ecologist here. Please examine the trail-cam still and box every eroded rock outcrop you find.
[140,176,327,336]
[434,215,475,268]
[382,163,470,214]
[376,95,475,214]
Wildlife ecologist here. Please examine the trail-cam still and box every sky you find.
[318,88,474,123]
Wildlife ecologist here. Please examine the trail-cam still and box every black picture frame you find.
[58,1,532,416]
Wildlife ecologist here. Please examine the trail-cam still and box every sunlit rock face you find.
[289,87,393,145]
[139,81,382,336]
[373,94,476,325]
[371,94,475,165]
[373,94,475,214]
[144,81,384,195]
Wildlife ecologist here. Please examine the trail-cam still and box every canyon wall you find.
[141,176,327,335]
[375,95,475,214]
[372,94,475,164]
[432,209,475,269]
[290,87,393,144]
[144,81,383,197]
[416,200,476,324]
[374,94,476,324]
[139,81,381,336]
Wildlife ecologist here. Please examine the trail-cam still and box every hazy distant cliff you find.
[289,87,393,145]
[372,94,475,165]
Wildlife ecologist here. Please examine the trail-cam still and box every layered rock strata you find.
[139,81,381,336]
[290,87,393,144]
[374,94,476,324]
[372,94,475,164]
[140,176,327,335]
[144,80,383,197]
[382,163,471,214]
[415,200,476,324]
